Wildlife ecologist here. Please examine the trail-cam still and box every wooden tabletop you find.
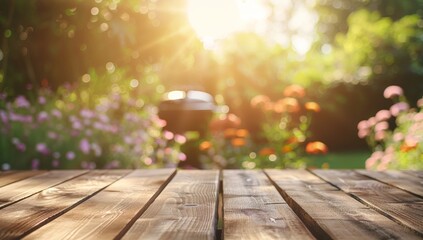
[0,169,422,239]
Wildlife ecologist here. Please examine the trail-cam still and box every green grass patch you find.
[306,151,370,169]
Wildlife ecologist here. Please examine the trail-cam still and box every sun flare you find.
[186,0,267,42]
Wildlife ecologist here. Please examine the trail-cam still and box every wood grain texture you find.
[313,169,423,235]
[266,169,421,240]
[0,170,87,209]
[223,170,314,240]
[0,171,45,187]
[25,169,175,240]
[357,170,423,198]
[0,170,129,239]
[122,170,219,240]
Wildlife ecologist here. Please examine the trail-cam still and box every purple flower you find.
[37,111,49,122]
[375,110,391,122]
[0,110,8,124]
[52,159,60,168]
[91,142,102,157]
[105,160,120,169]
[79,139,90,154]
[36,143,49,155]
[81,161,96,169]
[32,159,40,170]
[14,95,30,108]
[66,151,76,160]
[390,102,409,117]
[16,142,26,152]
[383,85,403,99]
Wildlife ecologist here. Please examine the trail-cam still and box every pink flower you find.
[383,85,403,99]
[413,113,423,122]
[72,121,82,130]
[375,121,389,132]
[66,151,75,160]
[417,98,423,108]
[393,132,404,142]
[38,96,46,105]
[358,129,369,139]
[79,139,90,154]
[367,117,377,127]
[390,102,409,117]
[357,120,369,130]
[365,151,383,169]
[51,109,62,119]
[14,95,30,108]
[80,109,95,119]
[163,131,174,140]
[374,131,386,141]
[375,110,391,122]
[178,153,187,161]
[174,134,187,144]
[36,143,49,155]
[47,131,58,139]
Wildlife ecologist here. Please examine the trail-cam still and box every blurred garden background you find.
[0,0,422,170]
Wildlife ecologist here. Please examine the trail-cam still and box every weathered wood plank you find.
[122,170,219,240]
[404,170,423,179]
[0,171,46,187]
[357,170,423,198]
[0,170,87,209]
[0,170,129,239]
[266,169,421,239]
[223,170,314,240]
[313,170,423,235]
[25,169,175,240]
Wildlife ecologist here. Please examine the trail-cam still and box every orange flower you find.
[286,136,299,144]
[224,128,237,138]
[209,113,241,132]
[273,99,286,113]
[305,102,321,112]
[199,141,212,151]
[251,95,271,108]
[231,138,246,147]
[259,147,275,156]
[281,145,292,153]
[283,84,305,98]
[281,97,300,113]
[306,141,328,154]
[236,129,249,138]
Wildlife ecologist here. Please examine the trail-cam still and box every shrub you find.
[358,85,423,170]
[0,85,184,170]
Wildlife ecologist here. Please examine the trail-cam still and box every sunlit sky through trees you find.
[186,0,318,54]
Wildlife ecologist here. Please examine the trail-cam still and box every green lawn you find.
[306,151,370,169]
